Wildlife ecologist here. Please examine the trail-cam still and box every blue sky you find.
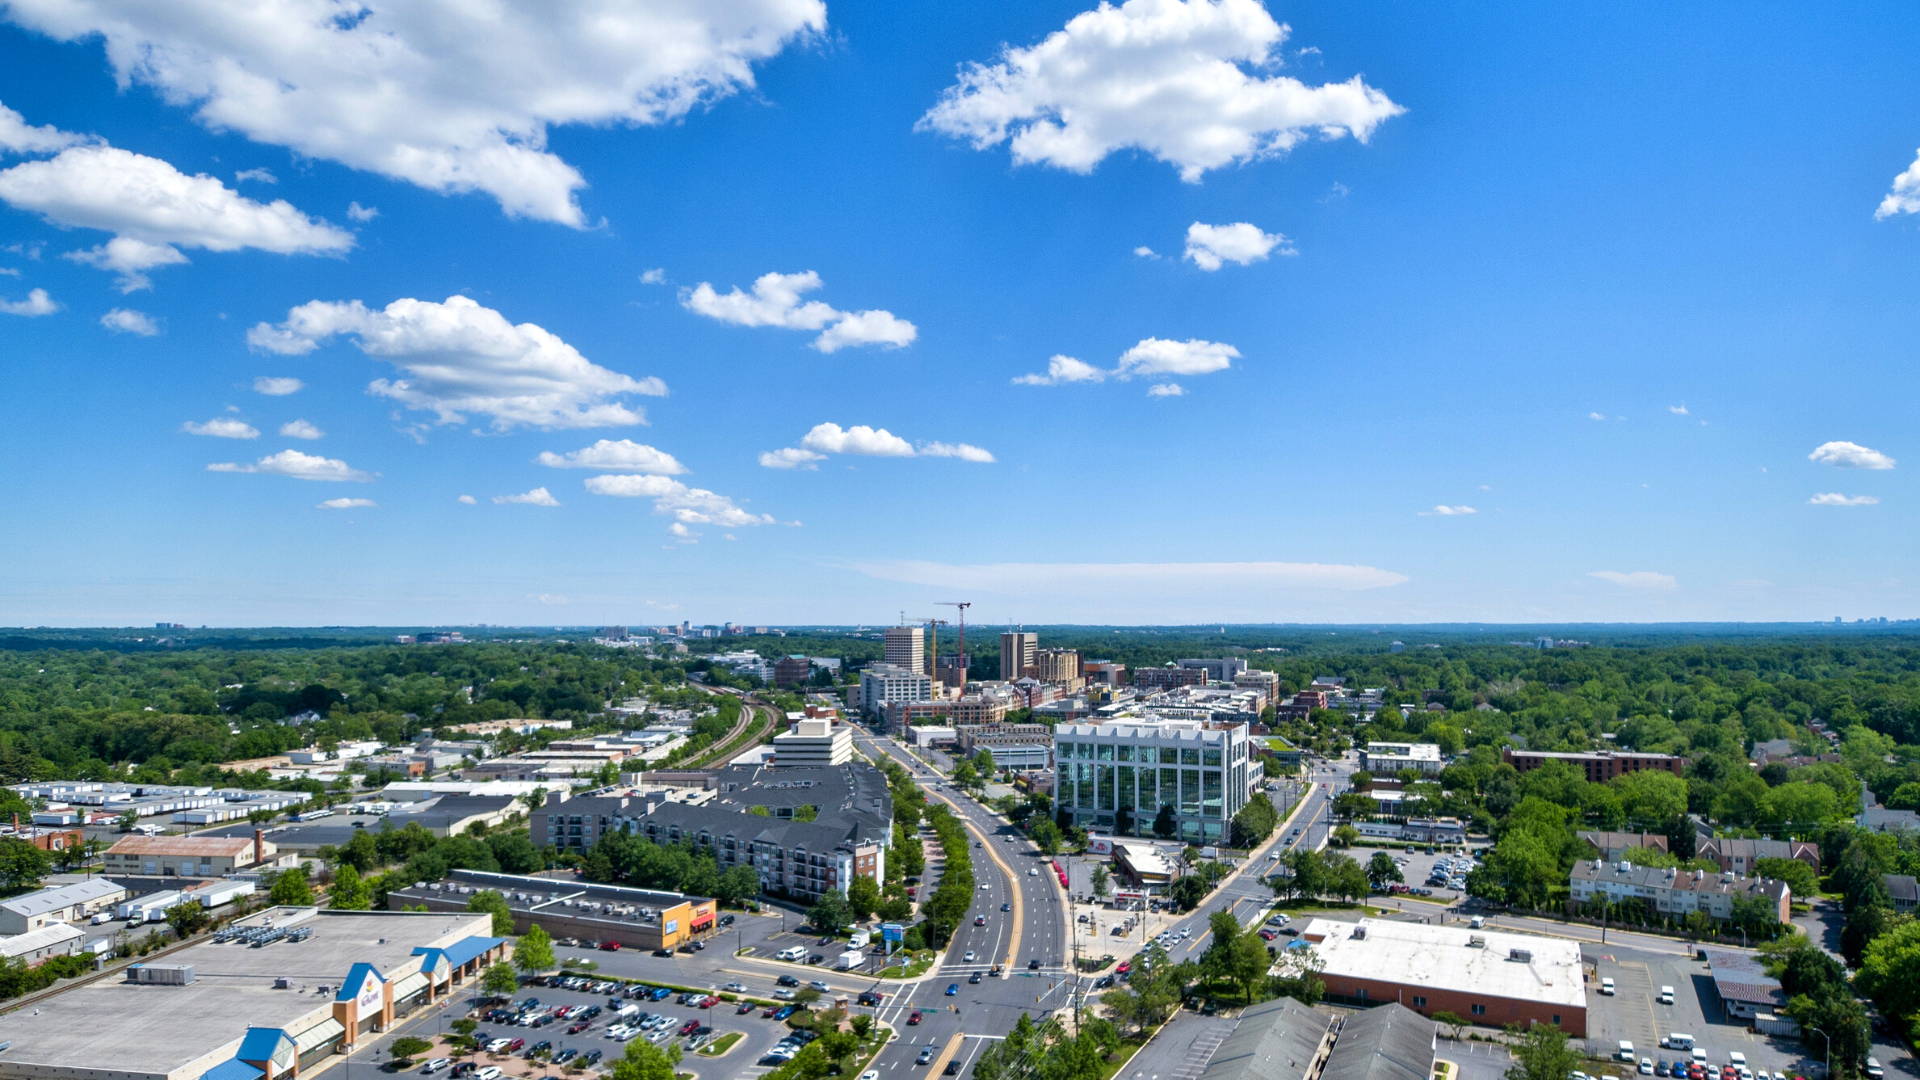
[1,0,1918,626]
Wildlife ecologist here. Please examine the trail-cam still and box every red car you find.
[698,996,718,1009]
[907,1010,922,1026]
[1115,962,1131,975]
[599,941,622,951]
[567,1021,591,1034]
[679,1020,701,1036]
[1259,929,1279,941]
[506,1038,525,1053]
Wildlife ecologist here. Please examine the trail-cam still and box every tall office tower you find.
[1000,631,1039,680]
[884,625,926,675]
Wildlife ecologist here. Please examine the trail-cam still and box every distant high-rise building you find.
[1034,649,1082,684]
[884,625,925,675]
[1000,632,1038,680]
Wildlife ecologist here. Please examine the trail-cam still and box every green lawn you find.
[698,1032,745,1057]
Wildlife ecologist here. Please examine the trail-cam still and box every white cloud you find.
[800,422,916,457]
[639,268,667,284]
[249,295,666,430]
[536,439,687,474]
[208,448,374,481]
[3,1,826,226]
[669,522,700,542]
[1588,570,1678,591]
[1133,246,1158,259]
[494,487,560,506]
[346,202,379,222]
[1589,412,1606,421]
[1147,382,1185,397]
[1115,337,1239,378]
[762,422,995,466]
[0,287,57,316]
[918,0,1402,182]
[0,267,16,276]
[1876,149,1920,219]
[279,419,323,440]
[317,497,374,509]
[1013,355,1107,385]
[1183,221,1292,270]
[583,473,776,529]
[99,307,158,335]
[1417,505,1477,516]
[252,376,304,396]
[1808,440,1895,470]
[681,270,917,352]
[183,417,259,439]
[1808,493,1880,507]
[0,100,87,154]
[759,447,827,470]
[457,494,477,505]
[852,559,1408,593]
[0,143,351,290]
[1669,404,1688,415]
[235,167,276,184]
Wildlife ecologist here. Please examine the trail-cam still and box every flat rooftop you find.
[1300,918,1584,1010]
[0,907,490,1080]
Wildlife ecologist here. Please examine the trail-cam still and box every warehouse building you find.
[0,907,503,1080]
[1298,918,1586,1035]
[0,879,129,935]
[102,833,279,877]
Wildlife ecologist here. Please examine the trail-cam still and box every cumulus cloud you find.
[2,1,826,226]
[759,447,827,470]
[1115,337,1239,378]
[253,376,303,396]
[100,307,158,335]
[347,202,379,222]
[279,419,323,439]
[1147,382,1185,397]
[0,100,87,154]
[0,142,351,290]
[248,295,666,430]
[853,559,1408,593]
[1133,246,1158,259]
[1588,570,1677,591]
[1808,440,1895,470]
[207,448,375,481]
[669,522,700,542]
[536,439,687,474]
[639,268,667,284]
[681,270,917,352]
[584,473,776,529]
[1183,221,1292,270]
[918,0,1402,182]
[317,497,374,509]
[456,494,477,505]
[1669,404,1688,415]
[1808,493,1880,506]
[494,487,560,506]
[235,167,276,184]
[1589,412,1606,421]
[760,422,994,466]
[1418,505,1476,516]
[0,287,57,316]
[1013,355,1108,386]
[1876,149,1920,219]
[183,417,259,438]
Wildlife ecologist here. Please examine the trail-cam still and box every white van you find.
[1728,1053,1747,1070]
[1469,916,1485,929]
[1658,986,1674,1005]
[1865,1058,1883,1079]
[1690,1048,1707,1066]
[1600,978,1616,995]
[1667,1034,1695,1051]
[1618,1042,1635,1062]
[776,946,807,962]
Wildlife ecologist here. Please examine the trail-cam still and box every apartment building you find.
[1053,717,1253,843]
[774,655,813,688]
[1502,748,1685,782]
[1695,836,1820,875]
[1083,661,1126,687]
[1362,742,1446,776]
[1568,860,1791,923]
[1034,649,1083,687]
[1577,831,1669,861]
[1232,669,1281,704]
[1177,658,1248,683]
[859,663,933,719]
[1133,666,1208,692]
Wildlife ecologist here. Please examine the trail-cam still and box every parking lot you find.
[1582,946,1822,1080]
[1359,843,1483,903]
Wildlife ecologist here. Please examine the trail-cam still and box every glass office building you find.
[1051,719,1253,842]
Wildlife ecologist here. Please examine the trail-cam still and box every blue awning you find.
[437,935,507,969]
[200,1057,265,1080]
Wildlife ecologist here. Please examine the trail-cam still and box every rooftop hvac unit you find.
[131,964,195,985]
[1350,926,1367,940]
[1508,949,1533,962]
[1467,936,1485,949]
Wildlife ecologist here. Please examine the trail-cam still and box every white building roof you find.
[0,923,83,956]
[1300,918,1584,1010]
[0,879,125,919]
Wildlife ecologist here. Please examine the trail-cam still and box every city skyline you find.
[2,1,1918,625]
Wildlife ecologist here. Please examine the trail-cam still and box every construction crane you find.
[910,617,948,682]
[937,602,972,672]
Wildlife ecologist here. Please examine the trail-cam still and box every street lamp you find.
[1807,1026,1830,1080]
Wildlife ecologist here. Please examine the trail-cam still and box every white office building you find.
[771,719,854,767]
[1053,718,1254,843]
[883,627,925,675]
[858,664,933,719]
[1362,742,1445,776]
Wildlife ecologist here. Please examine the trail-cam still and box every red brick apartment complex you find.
[1502,748,1684,782]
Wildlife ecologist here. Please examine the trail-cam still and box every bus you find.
[292,808,334,822]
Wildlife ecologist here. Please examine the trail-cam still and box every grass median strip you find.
[697,1032,744,1056]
